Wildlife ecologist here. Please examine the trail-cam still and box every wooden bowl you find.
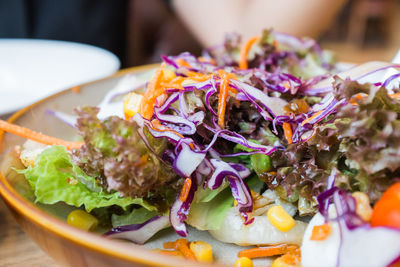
[0,65,227,267]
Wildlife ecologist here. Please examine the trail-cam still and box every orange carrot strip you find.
[310,224,331,241]
[176,59,191,68]
[239,36,259,69]
[217,74,229,128]
[151,120,195,149]
[179,178,192,202]
[155,249,184,257]
[161,76,186,89]
[282,81,291,89]
[301,110,324,126]
[282,122,293,144]
[72,85,80,93]
[186,71,213,81]
[238,244,297,259]
[160,82,184,90]
[276,252,302,265]
[390,93,400,99]
[349,93,368,105]
[176,239,196,260]
[139,64,165,120]
[163,239,196,260]
[134,154,149,167]
[163,241,177,250]
[0,120,83,150]
[140,154,148,163]
[216,70,236,129]
[151,120,185,138]
[188,75,213,82]
[198,57,216,65]
[161,74,212,89]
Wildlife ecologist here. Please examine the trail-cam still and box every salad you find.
[1,29,400,267]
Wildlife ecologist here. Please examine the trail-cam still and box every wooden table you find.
[0,198,57,266]
[0,113,57,266]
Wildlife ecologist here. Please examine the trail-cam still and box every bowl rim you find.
[0,64,220,267]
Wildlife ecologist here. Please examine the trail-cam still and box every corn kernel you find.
[189,241,213,263]
[234,257,253,267]
[267,205,296,232]
[67,209,98,231]
[123,92,143,119]
[352,192,372,222]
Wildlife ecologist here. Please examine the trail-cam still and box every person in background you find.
[172,0,347,47]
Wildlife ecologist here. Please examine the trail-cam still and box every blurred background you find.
[119,0,400,66]
[129,0,400,65]
[1,0,399,68]
[320,0,400,63]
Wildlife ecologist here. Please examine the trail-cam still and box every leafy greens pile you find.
[19,30,400,239]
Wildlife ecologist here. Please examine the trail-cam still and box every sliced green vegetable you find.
[250,153,271,177]
[187,187,234,231]
[112,207,158,228]
[188,175,264,231]
[19,146,156,212]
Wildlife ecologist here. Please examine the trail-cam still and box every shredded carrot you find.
[276,251,302,266]
[163,241,177,250]
[0,120,84,150]
[151,119,184,138]
[163,239,196,260]
[348,92,400,107]
[72,85,80,94]
[176,59,191,68]
[349,93,368,105]
[154,249,184,257]
[282,81,291,89]
[239,36,259,69]
[295,99,310,114]
[139,64,166,120]
[161,76,186,90]
[390,92,400,99]
[301,110,323,126]
[216,70,236,129]
[134,154,149,167]
[160,82,183,90]
[140,154,148,163]
[238,244,299,259]
[282,122,293,144]
[217,75,229,128]
[186,71,214,81]
[151,120,195,150]
[310,224,331,241]
[198,57,216,65]
[179,178,192,202]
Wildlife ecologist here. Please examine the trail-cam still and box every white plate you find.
[0,39,120,115]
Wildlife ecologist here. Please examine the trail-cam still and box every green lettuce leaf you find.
[187,187,234,231]
[19,146,156,212]
[187,175,264,230]
[111,207,158,228]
